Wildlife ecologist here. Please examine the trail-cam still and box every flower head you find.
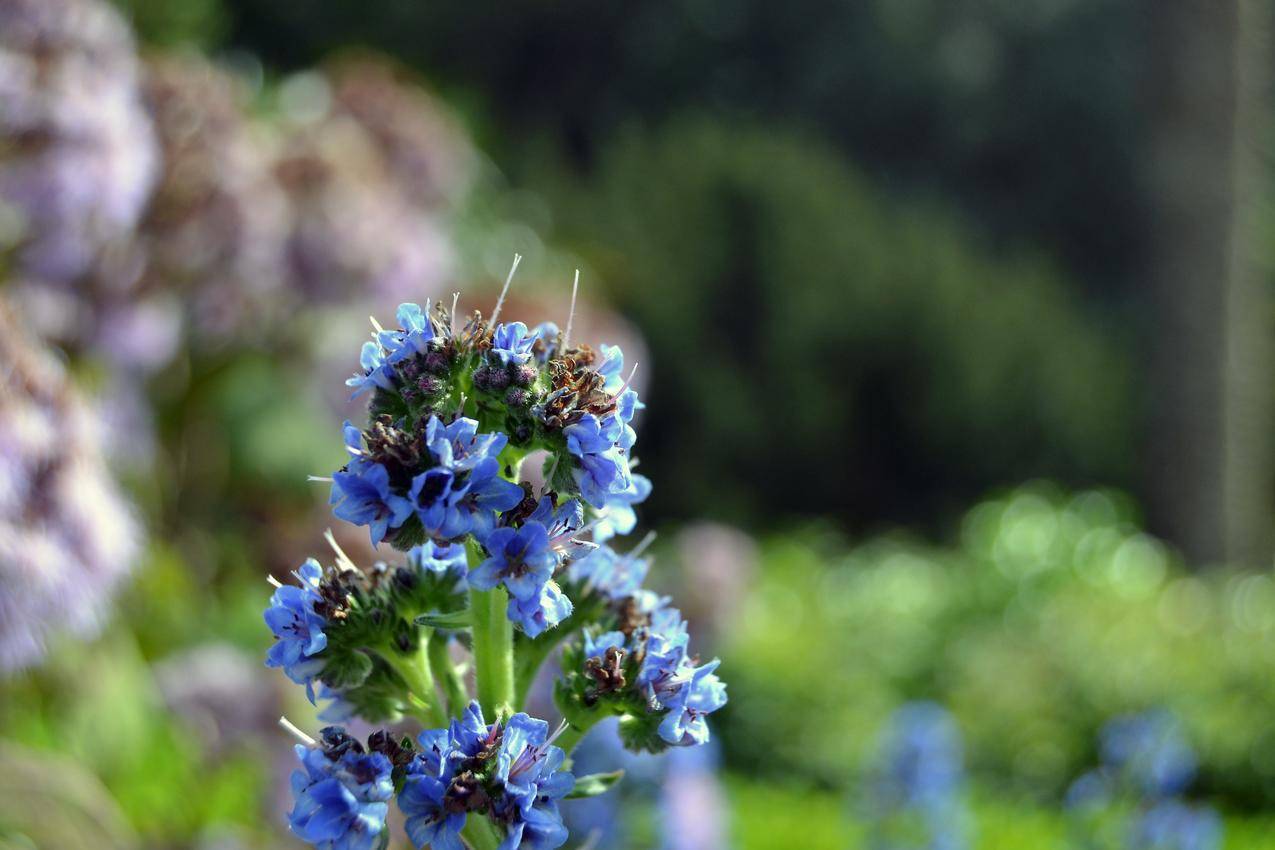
[264,559,329,702]
[289,729,394,850]
[332,463,416,546]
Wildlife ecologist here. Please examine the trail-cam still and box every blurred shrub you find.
[722,483,1275,808]
[539,119,1134,531]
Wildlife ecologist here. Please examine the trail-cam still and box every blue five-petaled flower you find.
[289,738,394,850]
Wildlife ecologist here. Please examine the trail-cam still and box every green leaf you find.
[566,770,625,799]
[414,610,472,630]
[321,650,374,689]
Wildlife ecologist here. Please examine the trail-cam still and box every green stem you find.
[467,541,515,718]
[428,633,470,718]
[382,633,446,729]
[513,595,603,708]
[460,816,502,850]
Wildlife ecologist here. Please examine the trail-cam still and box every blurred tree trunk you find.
[1145,0,1272,567]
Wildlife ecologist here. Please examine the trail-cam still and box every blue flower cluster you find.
[863,702,970,850]
[331,415,524,546]
[573,588,728,749]
[289,729,395,850]
[398,702,574,850]
[1066,710,1222,850]
[268,280,726,850]
[470,497,587,636]
[264,559,328,702]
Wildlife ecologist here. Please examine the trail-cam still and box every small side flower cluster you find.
[862,702,971,850]
[398,702,573,850]
[264,265,726,850]
[1066,710,1222,850]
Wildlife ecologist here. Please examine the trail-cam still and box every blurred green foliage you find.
[535,119,1133,531]
[723,483,1275,809]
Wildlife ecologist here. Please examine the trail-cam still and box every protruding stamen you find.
[279,715,317,747]
[547,718,570,746]
[370,315,386,336]
[626,530,658,562]
[324,528,359,573]
[489,253,523,326]
[267,574,283,588]
[614,362,640,398]
[563,269,580,350]
[307,475,334,483]
[450,291,460,337]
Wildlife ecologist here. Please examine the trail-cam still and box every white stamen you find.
[489,253,523,326]
[626,530,658,562]
[450,291,460,337]
[563,269,580,350]
[324,528,359,573]
[279,716,317,747]
[547,718,570,746]
[370,315,386,335]
[613,362,640,398]
[307,475,334,483]
[267,574,283,588]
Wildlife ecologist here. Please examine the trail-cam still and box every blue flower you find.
[408,541,469,576]
[871,702,966,811]
[382,302,443,364]
[426,416,508,472]
[490,322,537,366]
[1131,800,1222,850]
[563,414,633,508]
[410,468,472,540]
[331,463,416,546]
[657,659,728,747]
[491,713,573,850]
[507,581,574,638]
[470,523,558,600]
[567,544,649,599]
[1101,711,1197,799]
[591,474,652,543]
[596,344,625,393]
[531,322,560,363]
[289,739,394,850]
[399,764,466,850]
[264,559,328,702]
[346,341,397,399]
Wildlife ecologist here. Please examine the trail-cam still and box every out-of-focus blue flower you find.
[470,523,558,600]
[426,416,509,472]
[264,559,328,702]
[489,322,537,366]
[591,474,652,543]
[408,541,468,576]
[346,341,397,399]
[657,659,728,747]
[289,735,394,850]
[567,543,649,599]
[1131,800,1222,850]
[331,463,415,546]
[1101,711,1198,799]
[865,702,970,850]
[507,581,574,638]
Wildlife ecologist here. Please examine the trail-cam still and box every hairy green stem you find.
[461,816,502,850]
[467,541,515,718]
[428,633,470,718]
[383,634,445,729]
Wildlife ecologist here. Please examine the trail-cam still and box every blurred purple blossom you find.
[0,298,142,672]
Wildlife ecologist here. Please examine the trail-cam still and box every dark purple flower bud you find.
[511,364,538,387]
[505,388,530,407]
